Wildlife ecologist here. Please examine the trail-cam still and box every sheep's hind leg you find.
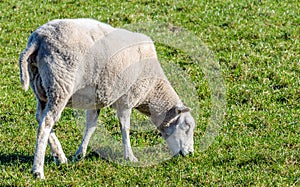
[36,100,67,165]
[48,131,68,165]
[32,96,70,179]
[116,107,138,162]
[73,109,100,161]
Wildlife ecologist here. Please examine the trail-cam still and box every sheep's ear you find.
[175,106,190,114]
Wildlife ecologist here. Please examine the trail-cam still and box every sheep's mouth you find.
[174,149,193,157]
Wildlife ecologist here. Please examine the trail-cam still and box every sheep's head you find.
[159,106,195,156]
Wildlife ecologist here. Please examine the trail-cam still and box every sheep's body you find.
[19,19,195,179]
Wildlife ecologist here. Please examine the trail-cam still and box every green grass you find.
[0,0,299,186]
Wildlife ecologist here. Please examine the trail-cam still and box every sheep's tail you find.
[19,41,39,91]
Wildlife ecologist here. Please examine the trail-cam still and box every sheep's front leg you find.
[117,108,138,162]
[74,109,100,161]
[36,101,67,165]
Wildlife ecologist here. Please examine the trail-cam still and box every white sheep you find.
[19,18,195,179]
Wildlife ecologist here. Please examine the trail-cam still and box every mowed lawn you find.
[0,0,299,186]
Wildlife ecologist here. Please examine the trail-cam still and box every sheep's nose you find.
[174,149,193,157]
[173,150,184,157]
[179,150,185,156]
[178,148,194,156]
[178,150,189,156]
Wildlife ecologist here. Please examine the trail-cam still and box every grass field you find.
[0,0,299,186]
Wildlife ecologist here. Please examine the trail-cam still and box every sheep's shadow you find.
[85,146,123,163]
[0,153,54,166]
[0,149,115,166]
[0,153,34,165]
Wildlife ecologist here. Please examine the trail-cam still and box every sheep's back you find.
[76,29,168,107]
[30,19,168,109]
[34,19,115,68]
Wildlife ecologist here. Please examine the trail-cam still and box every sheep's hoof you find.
[32,171,45,179]
[73,153,85,162]
[53,155,68,165]
[125,155,138,162]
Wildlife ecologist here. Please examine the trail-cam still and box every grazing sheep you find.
[19,18,195,179]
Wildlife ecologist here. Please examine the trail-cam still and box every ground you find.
[0,0,299,186]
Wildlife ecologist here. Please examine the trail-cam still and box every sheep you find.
[19,18,195,179]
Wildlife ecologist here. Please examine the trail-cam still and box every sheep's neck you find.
[140,80,182,127]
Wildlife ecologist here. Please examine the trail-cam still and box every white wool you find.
[19,19,195,179]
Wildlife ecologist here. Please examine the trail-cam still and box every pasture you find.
[0,0,299,186]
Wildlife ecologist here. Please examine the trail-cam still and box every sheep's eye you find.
[180,123,190,131]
